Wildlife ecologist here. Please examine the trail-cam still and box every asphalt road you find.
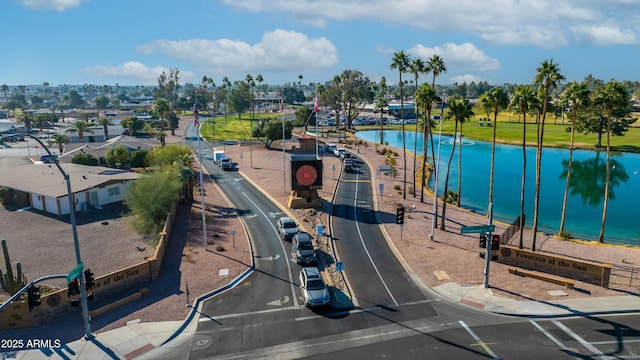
[180,126,640,359]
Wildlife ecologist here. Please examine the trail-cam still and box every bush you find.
[71,153,99,166]
[559,230,572,240]
[393,184,401,190]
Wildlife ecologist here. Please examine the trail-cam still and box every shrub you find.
[393,184,401,191]
[559,230,572,240]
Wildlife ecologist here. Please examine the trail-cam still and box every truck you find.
[218,158,237,171]
[213,149,226,165]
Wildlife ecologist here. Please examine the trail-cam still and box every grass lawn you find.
[199,112,283,142]
[361,110,640,153]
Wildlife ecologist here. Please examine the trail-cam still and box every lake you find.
[356,130,640,246]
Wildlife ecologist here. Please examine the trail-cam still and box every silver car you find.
[277,216,299,241]
[291,232,317,265]
[299,267,330,308]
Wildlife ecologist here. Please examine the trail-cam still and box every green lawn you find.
[199,112,283,141]
[362,110,640,153]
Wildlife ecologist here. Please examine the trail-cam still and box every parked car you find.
[277,216,299,241]
[299,267,330,308]
[291,232,317,265]
[39,154,58,163]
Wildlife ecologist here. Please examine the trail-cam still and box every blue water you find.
[356,130,640,245]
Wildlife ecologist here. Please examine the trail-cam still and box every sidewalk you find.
[8,124,640,359]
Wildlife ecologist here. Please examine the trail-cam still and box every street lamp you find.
[430,94,446,242]
[4,133,93,339]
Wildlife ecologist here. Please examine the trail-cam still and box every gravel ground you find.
[3,117,640,340]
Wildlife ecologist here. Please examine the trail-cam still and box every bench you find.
[507,267,575,289]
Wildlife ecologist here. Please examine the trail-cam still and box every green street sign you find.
[460,225,495,234]
[66,261,84,285]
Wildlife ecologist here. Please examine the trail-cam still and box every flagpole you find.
[194,97,207,251]
[314,95,319,158]
[282,98,286,193]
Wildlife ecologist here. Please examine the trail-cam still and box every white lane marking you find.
[350,169,399,307]
[552,320,610,359]
[242,192,299,307]
[530,320,582,360]
[459,320,499,360]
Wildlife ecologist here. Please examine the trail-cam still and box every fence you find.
[500,214,524,244]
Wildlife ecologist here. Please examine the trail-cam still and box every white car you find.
[299,267,330,308]
[277,216,299,241]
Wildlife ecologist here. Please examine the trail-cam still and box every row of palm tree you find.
[392,54,629,246]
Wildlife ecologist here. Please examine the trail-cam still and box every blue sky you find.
[2,0,640,88]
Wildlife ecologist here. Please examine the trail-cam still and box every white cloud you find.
[18,0,87,11]
[408,43,500,73]
[222,0,640,48]
[79,62,196,86]
[449,74,484,85]
[136,29,339,75]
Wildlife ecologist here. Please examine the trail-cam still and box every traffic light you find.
[491,234,500,250]
[84,269,95,290]
[27,285,41,310]
[68,278,80,296]
[395,206,405,225]
[479,233,487,248]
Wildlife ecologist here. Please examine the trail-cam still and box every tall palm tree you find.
[47,133,70,154]
[509,85,538,248]
[532,59,564,251]
[440,97,473,230]
[594,81,629,243]
[156,131,167,147]
[558,81,590,236]
[415,83,438,203]
[426,54,447,88]
[484,87,510,208]
[256,74,264,99]
[154,98,170,132]
[390,50,411,199]
[66,120,94,143]
[298,74,303,101]
[97,117,113,140]
[409,58,426,198]
[1,84,9,104]
[376,76,388,144]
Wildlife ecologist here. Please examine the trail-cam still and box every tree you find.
[256,74,264,99]
[593,81,632,243]
[415,83,439,203]
[409,58,426,198]
[1,84,8,106]
[71,152,99,166]
[251,119,293,149]
[293,107,316,131]
[228,81,252,118]
[484,87,510,208]
[130,149,150,169]
[558,81,590,237]
[105,144,130,168]
[97,117,113,139]
[426,54,447,88]
[375,76,389,144]
[156,131,167,147]
[455,98,473,207]
[68,90,84,108]
[440,97,473,230]
[298,74,303,101]
[120,116,144,136]
[531,59,565,251]
[94,96,110,118]
[47,133,70,154]
[154,68,180,112]
[66,120,95,142]
[125,166,182,234]
[153,98,170,132]
[509,85,538,248]
[337,70,374,129]
[390,50,411,199]
[17,112,34,132]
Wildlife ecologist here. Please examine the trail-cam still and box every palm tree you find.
[532,59,564,251]
[256,74,264,99]
[154,98,170,132]
[156,131,167,147]
[510,85,538,248]
[485,87,510,208]
[298,74,303,101]
[594,81,629,243]
[409,58,426,198]
[558,81,590,237]
[375,76,388,144]
[440,97,473,230]
[1,84,8,104]
[415,83,438,203]
[66,120,94,143]
[47,133,70,154]
[390,50,411,199]
[426,54,447,88]
[97,117,113,140]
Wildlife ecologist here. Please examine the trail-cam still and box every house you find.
[0,163,141,216]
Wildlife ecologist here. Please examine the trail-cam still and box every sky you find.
[2,0,640,88]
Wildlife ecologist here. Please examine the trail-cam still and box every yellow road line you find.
[340,179,371,183]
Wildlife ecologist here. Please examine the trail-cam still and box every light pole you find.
[4,133,93,339]
[430,94,445,241]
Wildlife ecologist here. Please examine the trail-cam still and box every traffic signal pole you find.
[483,203,493,288]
